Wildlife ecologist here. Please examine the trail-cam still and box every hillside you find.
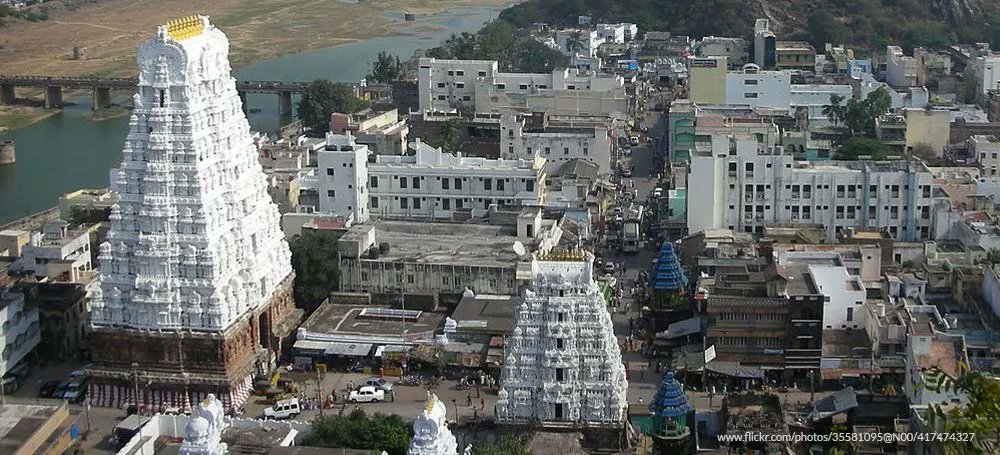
[497,0,1000,52]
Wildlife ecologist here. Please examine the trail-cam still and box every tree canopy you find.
[472,435,532,455]
[427,21,567,73]
[296,79,368,134]
[824,88,892,139]
[925,365,1000,454]
[289,231,341,310]
[367,50,408,84]
[834,137,891,160]
[306,409,411,455]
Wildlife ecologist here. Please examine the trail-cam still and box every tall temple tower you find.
[86,16,296,412]
[496,250,628,427]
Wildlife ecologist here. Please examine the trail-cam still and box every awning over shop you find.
[293,339,330,353]
[705,361,764,379]
[374,345,409,358]
[324,342,373,357]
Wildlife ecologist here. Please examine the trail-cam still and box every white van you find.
[263,397,301,419]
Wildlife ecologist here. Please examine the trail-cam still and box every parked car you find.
[52,381,72,399]
[653,187,663,198]
[39,380,62,398]
[629,136,640,146]
[604,262,616,274]
[622,168,632,177]
[263,397,301,420]
[113,415,151,447]
[63,379,87,403]
[349,386,385,403]
[363,377,394,393]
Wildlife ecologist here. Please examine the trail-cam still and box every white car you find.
[349,386,385,403]
[263,398,301,419]
[604,262,616,274]
[653,187,663,198]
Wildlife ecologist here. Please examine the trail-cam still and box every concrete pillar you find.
[93,87,112,110]
[44,86,63,109]
[238,91,247,111]
[0,140,14,165]
[278,91,293,116]
[0,84,14,105]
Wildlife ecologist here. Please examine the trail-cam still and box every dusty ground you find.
[0,0,516,129]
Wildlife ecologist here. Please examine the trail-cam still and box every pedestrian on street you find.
[466,393,472,407]
[391,389,395,402]
[480,396,485,410]
[657,360,662,373]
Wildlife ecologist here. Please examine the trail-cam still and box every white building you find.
[500,112,615,175]
[0,289,40,380]
[904,331,968,406]
[496,250,628,426]
[308,133,544,220]
[88,16,295,412]
[968,135,1000,177]
[886,46,918,88]
[417,58,627,118]
[723,64,852,124]
[687,136,935,241]
[777,251,867,331]
[407,393,465,455]
[15,220,94,282]
[698,36,750,67]
[970,53,1000,105]
[596,23,637,44]
[314,133,371,223]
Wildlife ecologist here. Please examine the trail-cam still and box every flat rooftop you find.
[353,220,527,268]
[451,294,520,334]
[300,303,446,337]
[0,403,63,453]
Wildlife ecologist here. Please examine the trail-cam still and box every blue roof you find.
[651,243,687,291]
[649,372,693,418]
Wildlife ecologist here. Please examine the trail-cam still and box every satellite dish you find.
[512,241,527,257]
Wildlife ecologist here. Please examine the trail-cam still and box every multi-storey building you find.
[698,36,749,68]
[0,288,39,382]
[968,134,1000,176]
[496,250,627,426]
[555,29,603,57]
[500,112,615,175]
[752,19,776,69]
[971,53,1000,105]
[775,41,816,73]
[417,58,627,118]
[687,136,936,241]
[308,133,544,220]
[886,46,918,88]
[15,220,95,282]
[87,16,296,412]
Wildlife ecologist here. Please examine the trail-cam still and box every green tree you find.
[925,365,1000,454]
[834,136,891,160]
[296,79,368,134]
[824,88,892,139]
[289,231,341,309]
[367,50,407,84]
[901,23,951,52]
[987,249,1000,264]
[822,94,846,127]
[441,118,461,152]
[472,435,531,455]
[565,30,584,53]
[807,10,852,49]
[307,410,411,455]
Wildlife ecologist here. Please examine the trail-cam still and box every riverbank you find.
[0,0,517,132]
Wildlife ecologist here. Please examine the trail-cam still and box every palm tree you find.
[822,94,845,126]
[441,118,461,152]
[566,31,584,54]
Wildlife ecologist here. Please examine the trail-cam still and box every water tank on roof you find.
[379,242,390,254]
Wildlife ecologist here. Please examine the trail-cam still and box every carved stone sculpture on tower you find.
[408,393,469,455]
[495,250,628,426]
[179,393,229,455]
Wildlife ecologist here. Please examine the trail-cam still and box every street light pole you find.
[131,362,140,414]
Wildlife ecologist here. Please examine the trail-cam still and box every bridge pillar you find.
[93,87,112,110]
[0,84,14,105]
[44,86,63,109]
[238,91,247,112]
[278,91,293,116]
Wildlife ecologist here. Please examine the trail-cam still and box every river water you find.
[0,6,499,225]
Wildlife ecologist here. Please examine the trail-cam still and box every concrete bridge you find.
[0,75,309,114]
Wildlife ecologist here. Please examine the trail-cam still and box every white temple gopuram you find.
[407,393,470,455]
[495,250,628,426]
[86,16,296,412]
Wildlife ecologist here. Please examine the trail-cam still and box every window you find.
[544,147,551,154]
[442,198,451,210]
[497,179,505,191]
[442,178,450,190]
[496,83,506,90]
[327,190,335,198]
[413,198,421,209]
[557,312,565,322]
[454,178,463,190]
[526,180,534,192]
[744,79,758,85]
[478,71,486,77]
[326,168,334,176]
[538,84,547,89]
[519,84,529,90]
[400,178,408,189]
[556,338,565,349]
[567,85,576,90]
[462,95,471,101]
[846,307,854,322]
[744,92,758,98]
[369,176,378,188]
[400,198,408,209]
[456,70,464,76]
[437,82,446,88]
[447,70,454,76]
[564,147,570,155]
[456,82,465,88]
[412,177,420,189]
[370,196,379,208]
[437,95,446,101]
[583,147,589,155]
[556,368,565,382]
[484,179,492,190]
[455,199,464,209]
